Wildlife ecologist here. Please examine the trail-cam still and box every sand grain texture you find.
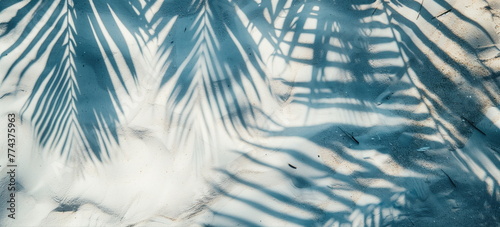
[0,0,499,226]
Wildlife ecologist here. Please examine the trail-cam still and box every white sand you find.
[0,0,499,226]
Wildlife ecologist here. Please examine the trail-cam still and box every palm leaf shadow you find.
[191,0,500,226]
[147,0,276,164]
[1,0,142,161]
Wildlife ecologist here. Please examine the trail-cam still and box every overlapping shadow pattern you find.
[0,0,499,226]
[197,0,500,226]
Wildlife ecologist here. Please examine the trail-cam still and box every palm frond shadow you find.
[0,0,499,225]
[1,0,143,161]
[196,0,500,226]
[0,0,276,163]
[146,0,276,166]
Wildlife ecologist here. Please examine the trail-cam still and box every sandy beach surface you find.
[0,0,499,226]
